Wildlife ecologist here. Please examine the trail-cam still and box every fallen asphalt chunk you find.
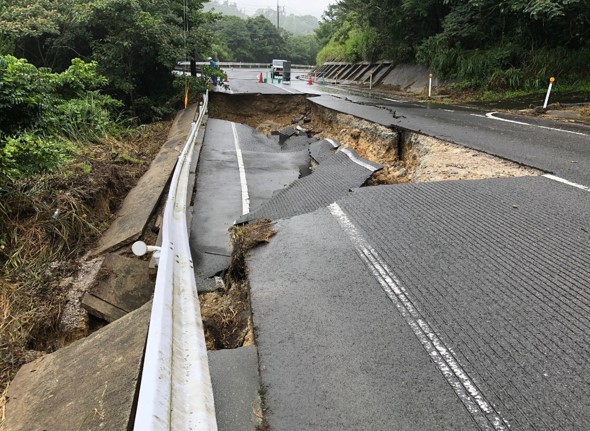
[310,138,340,163]
[237,147,382,224]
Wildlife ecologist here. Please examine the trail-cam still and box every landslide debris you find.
[200,219,276,350]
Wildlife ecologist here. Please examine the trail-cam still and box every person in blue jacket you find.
[208,56,218,85]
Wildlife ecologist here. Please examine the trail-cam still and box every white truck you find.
[271,59,291,83]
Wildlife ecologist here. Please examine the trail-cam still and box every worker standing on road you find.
[208,56,218,85]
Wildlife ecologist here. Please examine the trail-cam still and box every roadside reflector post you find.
[369,73,373,90]
[322,73,326,85]
[428,73,433,98]
[543,77,555,109]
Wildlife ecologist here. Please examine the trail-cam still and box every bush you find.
[0,55,122,177]
[0,132,69,178]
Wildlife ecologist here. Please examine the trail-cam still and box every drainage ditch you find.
[201,93,540,351]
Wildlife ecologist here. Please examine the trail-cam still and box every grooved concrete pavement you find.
[246,175,590,430]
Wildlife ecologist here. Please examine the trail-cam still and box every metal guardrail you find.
[132,91,217,430]
[176,61,315,69]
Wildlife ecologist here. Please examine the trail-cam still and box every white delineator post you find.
[543,77,555,109]
[428,73,433,98]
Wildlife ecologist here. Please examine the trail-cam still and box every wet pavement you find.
[193,74,590,430]
[223,68,590,187]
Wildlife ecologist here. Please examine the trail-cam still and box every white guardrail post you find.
[133,91,217,431]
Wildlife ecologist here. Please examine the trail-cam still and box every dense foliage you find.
[0,55,120,178]
[205,1,320,36]
[210,14,319,64]
[316,0,590,89]
[0,0,216,121]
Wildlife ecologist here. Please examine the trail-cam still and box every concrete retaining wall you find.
[315,62,441,94]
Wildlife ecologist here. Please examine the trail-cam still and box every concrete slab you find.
[81,254,154,322]
[238,149,382,224]
[247,209,476,430]
[93,105,198,255]
[335,177,590,429]
[208,346,261,431]
[5,301,151,431]
[310,138,340,163]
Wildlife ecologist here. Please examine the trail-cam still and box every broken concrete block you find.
[5,301,151,431]
[82,254,154,322]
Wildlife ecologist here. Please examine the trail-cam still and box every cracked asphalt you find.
[194,75,590,430]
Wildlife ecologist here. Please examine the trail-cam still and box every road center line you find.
[328,202,509,431]
[471,112,588,136]
[542,174,590,191]
[231,122,250,215]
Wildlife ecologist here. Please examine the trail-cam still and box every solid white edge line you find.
[338,147,379,172]
[231,122,250,215]
[472,112,588,136]
[328,203,509,431]
[325,138,339,148]
[542,174,590,191]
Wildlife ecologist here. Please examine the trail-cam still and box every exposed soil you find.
[0,121,171,410]
[211,93,539,185]
[514,103,590,124]
[200,220,275,350]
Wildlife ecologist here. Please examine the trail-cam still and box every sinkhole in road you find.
[201,93,541,351]
[210,92,540,185]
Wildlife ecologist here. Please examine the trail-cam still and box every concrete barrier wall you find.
[317,62,441,94]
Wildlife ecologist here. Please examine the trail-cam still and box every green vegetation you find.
[0,55,120,179]
[316,0,590,91]
[205,1,319,36]
[210,14,319,64]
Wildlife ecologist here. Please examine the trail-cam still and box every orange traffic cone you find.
[259,73,263,83]
[307,75,313,85]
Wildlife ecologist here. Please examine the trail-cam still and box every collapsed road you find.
[195,73,590,431]
[4,69,590,431]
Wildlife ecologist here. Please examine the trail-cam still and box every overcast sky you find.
[226,0,335,19]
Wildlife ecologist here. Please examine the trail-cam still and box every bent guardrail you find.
[132,92,217,431]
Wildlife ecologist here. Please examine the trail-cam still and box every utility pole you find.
[277,0,279,28]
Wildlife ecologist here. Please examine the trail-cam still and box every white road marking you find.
[270,83,299,94]
[231,122,250,214]
[443,109,455,112]
[325,138,339,148]
[328,202,509,431]
[542,174,590,191]
[471,112,589,136]
[382,97,408,103]
[338,147,379,172]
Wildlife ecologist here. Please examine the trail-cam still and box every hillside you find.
[204,1,319,35]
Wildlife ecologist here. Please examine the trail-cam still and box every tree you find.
[245,15,284,62]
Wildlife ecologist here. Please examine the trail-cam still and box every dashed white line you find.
[542,174,590,191]
[338,147,379,172]
[471,112,589,136]
[231,122,250,214]
[328,202,509,431]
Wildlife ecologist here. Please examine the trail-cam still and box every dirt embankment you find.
[211,93,539,185]
[0,122,171,409]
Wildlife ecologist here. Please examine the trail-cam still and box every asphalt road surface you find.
[197,70,590,430]
[224,68,590,186]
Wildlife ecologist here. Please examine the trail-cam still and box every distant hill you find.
[204,1,319,36]
[203,1,248,18]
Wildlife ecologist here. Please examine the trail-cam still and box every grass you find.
[0,121,171,422]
